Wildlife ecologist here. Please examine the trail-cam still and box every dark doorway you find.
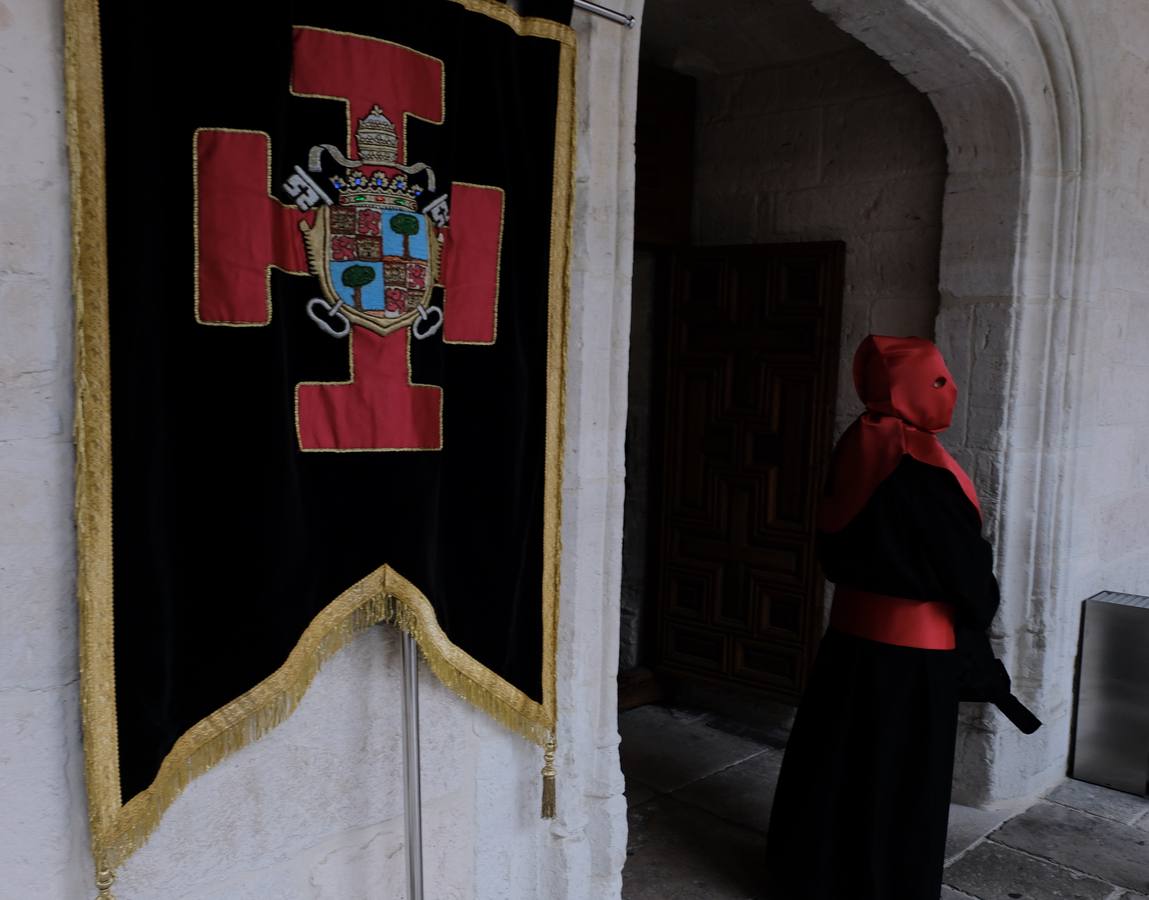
[652,242,843,705]
[621,62,845,712]
[621,4,951,896]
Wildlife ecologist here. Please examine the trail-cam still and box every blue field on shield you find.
[330,261,385,311]
[382,210,429,260]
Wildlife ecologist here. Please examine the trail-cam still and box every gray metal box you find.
[1072,591,1149,797]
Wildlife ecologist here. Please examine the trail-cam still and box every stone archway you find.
[554,1,1095,895]
[809,0,1091,805]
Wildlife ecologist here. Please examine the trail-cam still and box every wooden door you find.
[653,242,844,702]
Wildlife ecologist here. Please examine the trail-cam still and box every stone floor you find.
[620,704,1149,900]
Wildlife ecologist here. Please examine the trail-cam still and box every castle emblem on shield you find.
[283,105,449,341]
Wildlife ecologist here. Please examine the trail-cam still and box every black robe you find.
[764,454,1024,900]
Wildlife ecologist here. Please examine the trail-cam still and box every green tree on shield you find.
[390,213,420,260]
[341,264,376,309]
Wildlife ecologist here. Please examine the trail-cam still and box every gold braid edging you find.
[65,0,121,877]
[107,565,553,868]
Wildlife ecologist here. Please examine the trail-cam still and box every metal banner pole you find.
[573,0,635,27]
[401,631,425,900]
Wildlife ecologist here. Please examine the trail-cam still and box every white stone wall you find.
[0,0,638,896]
[0,0,91,896]
[1060,0,1149,792]
[1070,0,1149,607]
[693,44,948,439]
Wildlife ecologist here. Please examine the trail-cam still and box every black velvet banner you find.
[71,0,574,861]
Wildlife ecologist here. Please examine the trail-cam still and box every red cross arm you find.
[292,27,444,163]
[442,184,504,344]
[195,130,308,325]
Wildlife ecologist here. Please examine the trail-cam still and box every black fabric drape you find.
[518,0,576,23]
[100,1,566,802]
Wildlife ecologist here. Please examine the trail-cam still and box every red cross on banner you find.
[195,27,504,450]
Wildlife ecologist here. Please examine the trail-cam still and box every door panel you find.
[654,242,844,702]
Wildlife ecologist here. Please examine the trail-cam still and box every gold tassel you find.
[95,867,115,899]
[541,735,557,818]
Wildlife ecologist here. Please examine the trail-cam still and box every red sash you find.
[829,585,955,650]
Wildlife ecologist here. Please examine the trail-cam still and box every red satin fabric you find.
[829,585,956,650]
[818,334,981,533]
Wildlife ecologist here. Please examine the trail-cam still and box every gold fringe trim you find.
[105,565,553,868]
[64,0,123,880]
[453,0,577,44]
[542,26,577,731]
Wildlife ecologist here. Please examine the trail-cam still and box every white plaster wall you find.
[112,632,483,900]
[0,0,91,896]
[693,44,948,441]
[0,0,639,895]
[1052,0,1149,804]
[1068,0,1149,603]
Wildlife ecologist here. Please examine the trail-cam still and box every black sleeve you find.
[953,623,1041,733]
[894,457,1000,631]
[954,624,1008,702]
[897,460,1041,733]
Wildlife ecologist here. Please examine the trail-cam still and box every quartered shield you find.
[301,168,442,339]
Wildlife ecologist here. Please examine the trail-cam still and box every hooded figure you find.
[764,335,1039,900]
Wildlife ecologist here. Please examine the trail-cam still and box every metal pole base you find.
[401,630,424,900]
